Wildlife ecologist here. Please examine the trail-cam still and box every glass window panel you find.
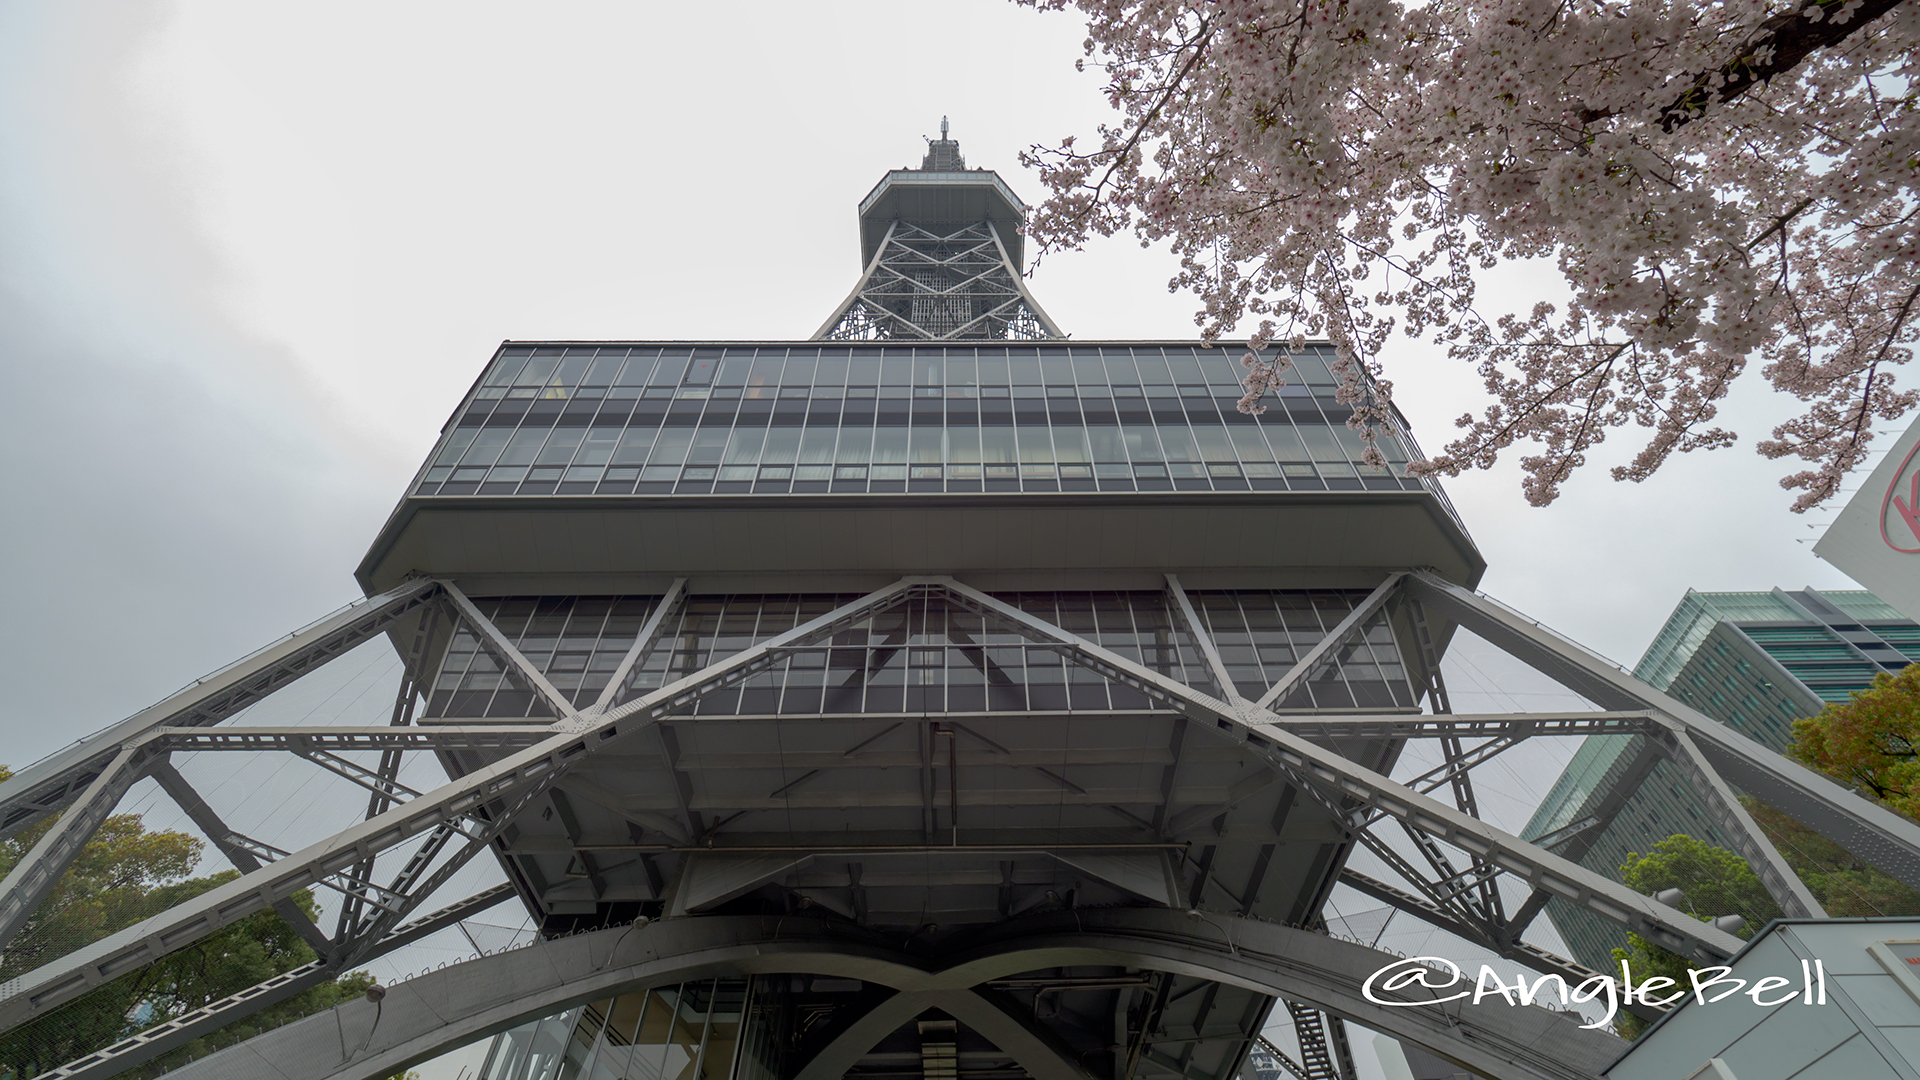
[628,987,695,1080]
[816,355,848,384]
[977,353,1010,385]
[716,357,751,386]
[498,428,551,467]
[762,428,800,464]
[584,351,626,385]
[576,428,621,466]
[1122,424,1162,462]
[434,428,479,466]
[1193,424,1236,461]
[981,427,1017,464]
[947,356,978,386]
[781,356,816,385]
[651,353,690,386]
[880,358,911,386]
[1052,427,1090,463]
[459,429,515,467]
[724,429,766,464]
[913,356,943,386]
[1333,424,1372,460]
[1169,355,1205,383]
[1229,425,1275,462]
[535,428,585,465]
[1266,425,1310,461]
[798,427,837,464]
[684,353,721,385]
[485,352,531,387]
[1158,425,1200,462]
[910,427,943,463]
[613,429,656,465]
[1087,426,1125,461]
[1301,426,1345,461]
[946,427,981,464]
[1293,352,1337,385]
[555,354,591,386]
[745,358,783,398]
[517,356,559,387]
[688,429,730,464]
[1010,353,1041,385]
[649,429,694,465]
[835,427,873,463]
[615,353,657,386]
[873,428,908,464]
[848,356,880,384]
[1134,352,1173,383]
[1016,426,1053,463]
[1103,352,1140,383]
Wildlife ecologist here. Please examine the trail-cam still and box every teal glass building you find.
[1524,588,1920,971]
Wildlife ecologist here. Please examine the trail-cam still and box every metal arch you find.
[791,987,1093,1080]
[155,910,1621,1080]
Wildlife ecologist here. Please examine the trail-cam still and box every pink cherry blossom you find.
[1018,0,1920,509]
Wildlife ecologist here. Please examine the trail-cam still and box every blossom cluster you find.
[1018,0,1920,508]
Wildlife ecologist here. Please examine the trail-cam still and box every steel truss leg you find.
[936,576,1746,963]
[0,579,442,842]
[0,744,156,952]
[1402,572,1843,918]
[0,579,936,1032]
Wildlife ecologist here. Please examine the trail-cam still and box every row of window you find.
[424,591,1412,718]
[480,344,1351,394]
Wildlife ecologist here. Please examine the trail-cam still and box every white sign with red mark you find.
[1817,416,1920,622]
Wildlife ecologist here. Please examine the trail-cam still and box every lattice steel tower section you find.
[816,119,1062,341]
[6,127,1920,1080]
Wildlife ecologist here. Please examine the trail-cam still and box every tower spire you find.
[816,127,1063,340]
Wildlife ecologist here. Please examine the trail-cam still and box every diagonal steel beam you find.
[1402,572,1896,904]
[1660,728,1825,918]
[0,578,442,841]
[1166,575,1250,710]
[0,744,157,952]
[1254,575,1406,712]
[935,576,1746,964]
[589,577,686,713]
[441,581,578,720]
[0,578,933,1032]
[148,762,331,955]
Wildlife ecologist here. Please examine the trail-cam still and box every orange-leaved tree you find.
[1791,664,1920,817]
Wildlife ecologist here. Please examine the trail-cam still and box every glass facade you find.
[409,343,1447,506]
[1526,588,1920,971]
[478,979,756,1080]
[425,590,1416,720]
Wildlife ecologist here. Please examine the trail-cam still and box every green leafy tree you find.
[0,766,379,1078]
[1790,664,1920,817]
[1608,834,1777,1038]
